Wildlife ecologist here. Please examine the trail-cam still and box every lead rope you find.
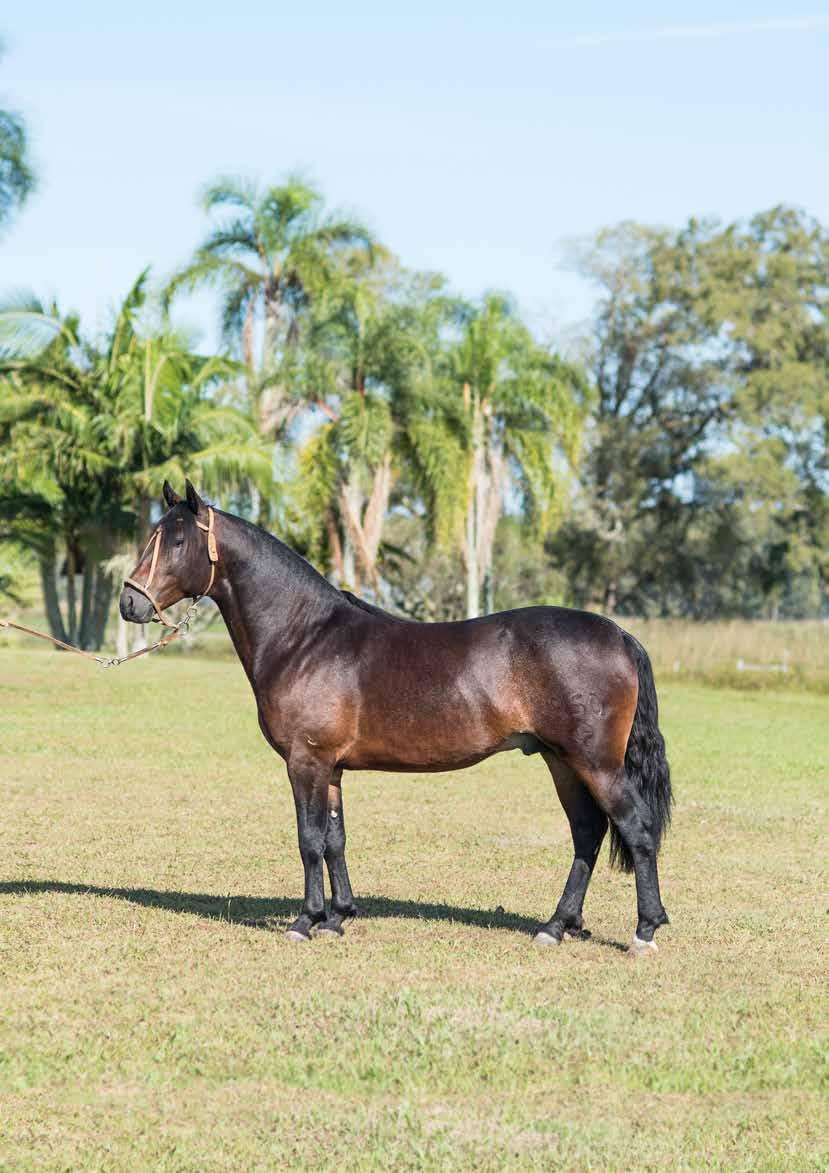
[0,507,218,668]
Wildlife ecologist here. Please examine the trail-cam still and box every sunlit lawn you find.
[1,649,826,1169]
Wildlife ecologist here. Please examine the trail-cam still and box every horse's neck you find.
[209,512,339,681]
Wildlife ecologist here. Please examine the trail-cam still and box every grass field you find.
[1,648,826,1170]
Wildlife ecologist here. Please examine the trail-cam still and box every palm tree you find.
[0,299,117,644]
[165,174,376,440]
[0,41,35,231]
[102,270,273,549]
[294,259,449,594]
[415,294,587,617]
[0,275,272,648]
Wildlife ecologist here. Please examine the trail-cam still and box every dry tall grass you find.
[622,618,828,691]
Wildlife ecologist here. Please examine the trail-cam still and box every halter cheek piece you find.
[124,506,218,627]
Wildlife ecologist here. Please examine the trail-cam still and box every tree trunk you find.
[251,483,268,529]
[39,546,68,643]
[482,569,495,616]
[342,534,358,593]
[362,452,392,578]
[462,389,488,618]
[464,501,480,618]
[338,470,366,593]
[325,508,345,584]
[90,565,114,650]
[79,551,95,649]
[243,300,256,380]
[338,452,392,597]
[461,394,505,618]
[477,420,504,616]
[65,543,78,644]
[263,297,280,371]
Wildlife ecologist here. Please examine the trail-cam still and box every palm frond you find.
[405,417,469,547]
[201,175,260,215]
[0,302,80,357]
[294,423,339,559]
[106,268,150,372]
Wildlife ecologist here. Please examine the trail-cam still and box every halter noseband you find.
[124,506,218,627]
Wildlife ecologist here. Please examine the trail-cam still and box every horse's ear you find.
[185,479,202,515]
[162,480,182,509]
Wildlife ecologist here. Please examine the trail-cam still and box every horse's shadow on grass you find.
[0,880,628,950]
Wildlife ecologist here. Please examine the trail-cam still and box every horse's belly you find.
[342,743,495,772]
[341,698,533,772]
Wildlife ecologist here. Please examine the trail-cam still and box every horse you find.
[120,480,672,953]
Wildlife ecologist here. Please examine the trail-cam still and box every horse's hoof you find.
[316,924,344,938]
[285,928,311,943]
[629,935,658,956]
[533,930,561,946]
[566,927,591,941]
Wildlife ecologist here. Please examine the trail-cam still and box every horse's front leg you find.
[286,750,333,941]
[317,775,360,937]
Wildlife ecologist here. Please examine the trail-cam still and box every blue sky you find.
[2,2,827,347]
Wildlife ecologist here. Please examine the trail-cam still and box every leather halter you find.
[124,506,218,626]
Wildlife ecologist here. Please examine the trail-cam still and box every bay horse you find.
[120,481,672,953]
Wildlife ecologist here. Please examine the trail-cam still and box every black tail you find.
[609,632,673,872]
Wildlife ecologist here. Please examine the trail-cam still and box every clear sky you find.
[1,2,827,348]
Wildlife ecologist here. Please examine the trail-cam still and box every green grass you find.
[0,649,826,1170]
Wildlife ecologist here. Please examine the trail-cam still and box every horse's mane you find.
[218,508,341,599]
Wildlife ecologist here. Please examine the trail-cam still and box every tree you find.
[0,301,120,644]
[0,275,271,648]
[698,207,829,617]
[0,41,35,232]
[552,221,737,614]
[552,207,828,618]
[420,294,586,617]
[166,175,376,442]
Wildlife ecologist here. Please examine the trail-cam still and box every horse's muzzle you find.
[119,584,154,624]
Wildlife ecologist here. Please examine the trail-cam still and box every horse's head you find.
[119,479,216,624]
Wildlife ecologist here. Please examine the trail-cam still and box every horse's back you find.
[343,599,628,667]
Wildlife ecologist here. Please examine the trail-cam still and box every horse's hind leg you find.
[535,753,607,946]
[317,776,360,937]
[575,762,668,952]
[604,780,668,951]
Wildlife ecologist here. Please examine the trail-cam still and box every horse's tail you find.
[609,631,673,873]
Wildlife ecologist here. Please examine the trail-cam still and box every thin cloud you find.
[546,15,829,50]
